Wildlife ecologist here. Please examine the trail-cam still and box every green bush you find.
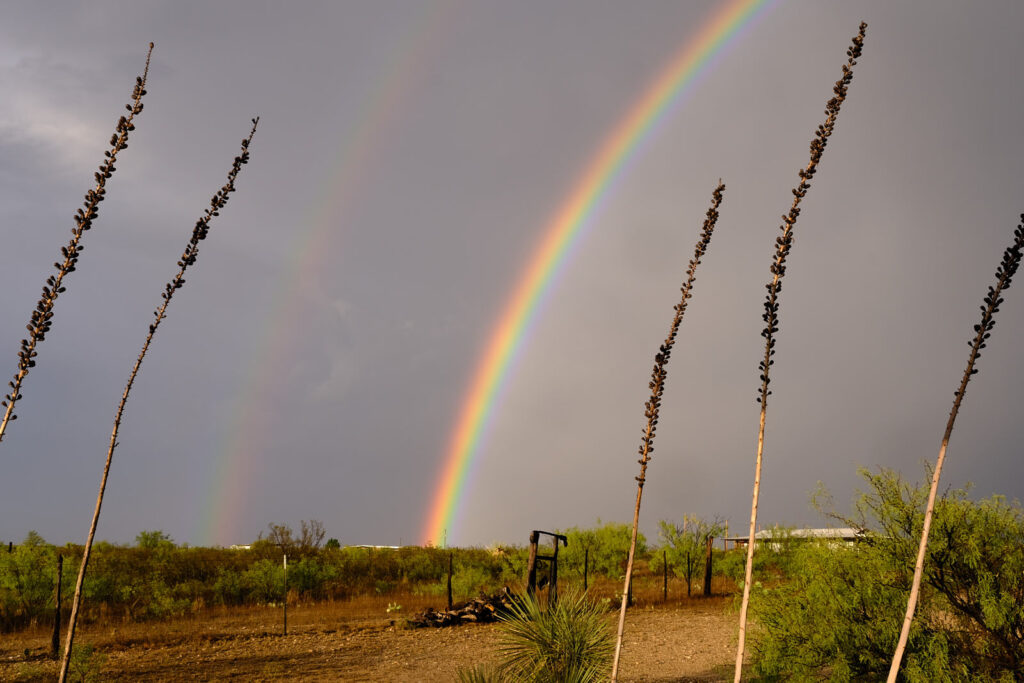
[558,521,646,579]
[0,533,57,629]
[750,468,1024,681]
[241,559,285,604]
[67,643,106,683]
[496,589,613,683]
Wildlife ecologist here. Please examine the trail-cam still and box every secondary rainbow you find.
[197,0,462,546]
[422,0,773,546]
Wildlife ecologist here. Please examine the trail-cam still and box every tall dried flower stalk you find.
[733,23,866,682]
[0,44,154,445]
[887,216,1024,681]
[58,119,259,682]
[610,181,726,681]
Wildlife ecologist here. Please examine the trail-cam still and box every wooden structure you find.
[526,530,567,603]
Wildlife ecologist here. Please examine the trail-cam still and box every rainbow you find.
[198,1,461,546]
[421,0,773,546]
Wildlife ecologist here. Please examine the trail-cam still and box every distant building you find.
[723,527,861,551]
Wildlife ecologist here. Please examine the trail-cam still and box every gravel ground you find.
[1,600,739,681]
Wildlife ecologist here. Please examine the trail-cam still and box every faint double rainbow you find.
[421,0,774,546]
[198,1,462,546]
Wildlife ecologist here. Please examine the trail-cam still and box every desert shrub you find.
[656,516,724,596]
[496,589,614,682]
[0,533,57,630]
[241,559,285,604]
[287,557,339,600]
[213,568,245,606]
[750,468,1024,681]
[456,663,504,682]
[134,530,174,550]
[67,643,105,683]
[558,521,647,579]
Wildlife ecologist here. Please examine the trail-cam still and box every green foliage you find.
[241,559,286,604]
[0,522,643,631]
[657,515,724,595]
[558,521,646,579]
[496,590,614,683]
[134,530,174,550]
[750,468,1024,681]
[457,663,504,683]
[0,538,57,630]
[324,538,340,550]
[67,643,106,683]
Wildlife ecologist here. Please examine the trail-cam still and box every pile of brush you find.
[407,587,522,628]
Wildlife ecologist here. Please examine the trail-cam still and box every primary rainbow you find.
[421,0,773,546]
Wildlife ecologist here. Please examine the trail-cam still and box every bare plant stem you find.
[0,44,154,445]
[610,182,725,681]
[58,119,258,682]
[886,217,1024,681]
[733,23,866,682]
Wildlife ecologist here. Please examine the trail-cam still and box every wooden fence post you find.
[583,547,589,592]
[663,550,668,603]
[282,554,288,636]
[550,536,561,605]
[51,554,63,659]
[703,536,713,597]
[447,552,453,610]
[526,531,539,598]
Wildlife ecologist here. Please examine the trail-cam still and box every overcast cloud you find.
[1,1,1023,549]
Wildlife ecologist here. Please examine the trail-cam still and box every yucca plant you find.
[610,181,726,681]
[57,119,259,683]
[734,23,867,682]
[496,589,614,683]
[0,44,154,445]
[886,216,1024,681]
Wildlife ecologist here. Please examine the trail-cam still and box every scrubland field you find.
[1,568,738,682]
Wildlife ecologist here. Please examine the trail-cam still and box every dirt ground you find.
[0,597,739,681]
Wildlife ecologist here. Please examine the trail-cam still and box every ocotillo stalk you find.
[0,44,154,445]
[610,182,725,681]
[58,119,258,683]
[734,23,866,682]
[887,217,1024,681]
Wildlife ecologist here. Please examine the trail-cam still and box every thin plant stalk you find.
[58,119,258,682]
[610,182,725,681]
[886,217,1024,681]
[734,23,866,681]
[0,44,154,445]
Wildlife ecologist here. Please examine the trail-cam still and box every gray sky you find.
[1,1,1023,549]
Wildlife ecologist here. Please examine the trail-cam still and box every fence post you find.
[583,547,589,592]
[663,550,668,603]
[447,552,453,610]
[51,554,63,659]
[282,554,288,636]
[703,536,713,597]
[526,531,539,598]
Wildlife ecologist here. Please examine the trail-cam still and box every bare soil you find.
[0,595,738,681]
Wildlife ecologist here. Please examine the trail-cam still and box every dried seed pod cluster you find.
[888,214,1024,679]
[0,44,154,442]
[737,22,867,682]
[59,119,259,683]
[612,181,726,681]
